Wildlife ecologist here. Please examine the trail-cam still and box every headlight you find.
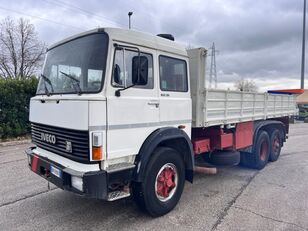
[71,176,83,192]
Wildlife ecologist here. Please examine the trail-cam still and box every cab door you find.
[158,54,192,137]
[106,46,159,160]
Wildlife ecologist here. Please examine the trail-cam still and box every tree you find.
[0,17,46,79]
[234,78,258,92]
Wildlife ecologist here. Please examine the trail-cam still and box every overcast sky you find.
[0,0,307,91]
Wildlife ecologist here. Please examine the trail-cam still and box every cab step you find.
[107,190,130,201]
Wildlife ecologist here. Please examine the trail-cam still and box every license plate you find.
[50,165,62,178]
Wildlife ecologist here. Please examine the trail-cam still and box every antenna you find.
[128,12,133,29]
[209,43,218,89]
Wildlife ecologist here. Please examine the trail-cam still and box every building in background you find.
[297,90,308,120]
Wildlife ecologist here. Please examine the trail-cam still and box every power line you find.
[42,0,124,27]
[2,0,188,38]
[0,6,85,31]
[1,2,188,42]
[42,0,142,30]
[43,0,183,33]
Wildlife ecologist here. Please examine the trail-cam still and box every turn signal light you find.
[92,146,102,160]
[92,132,103,161]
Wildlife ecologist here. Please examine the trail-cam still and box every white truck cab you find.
[26,28,297,217]
[27,28,194,216]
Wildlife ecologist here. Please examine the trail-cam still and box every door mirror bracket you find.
[112,44,149,97]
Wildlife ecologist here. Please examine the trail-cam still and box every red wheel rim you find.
[260,140,268,161]
[155,163,178,202]
[272,136,280,155]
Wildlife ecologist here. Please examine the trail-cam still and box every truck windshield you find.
[37,33,108,95]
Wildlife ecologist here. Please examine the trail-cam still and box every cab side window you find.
[159,56,188,92]
[112,48,153,89]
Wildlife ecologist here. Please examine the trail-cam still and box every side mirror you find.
[132,56,148,85]
[113,64,122,85]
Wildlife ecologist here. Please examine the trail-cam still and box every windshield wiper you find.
[40,74,54,96]
[59,71,82,95]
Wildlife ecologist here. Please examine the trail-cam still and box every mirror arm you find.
[115,84,136,97]
[113,43,142,96]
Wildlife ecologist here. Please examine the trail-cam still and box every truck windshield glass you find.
[37,33,108,95]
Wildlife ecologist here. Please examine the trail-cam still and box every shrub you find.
[0,77,38,139]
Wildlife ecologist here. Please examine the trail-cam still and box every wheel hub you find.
[260,140,268,161]
[155,163,178,202]
[272,137,280,154]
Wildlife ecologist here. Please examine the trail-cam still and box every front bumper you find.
[25,147,133,200]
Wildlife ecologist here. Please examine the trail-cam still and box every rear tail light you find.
[92,132,103,161]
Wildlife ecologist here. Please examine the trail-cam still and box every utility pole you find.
[128,12,133,29]
[301,0,306,89]
[209,43,217,89]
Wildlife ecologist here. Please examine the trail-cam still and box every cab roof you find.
[48,28,188,57]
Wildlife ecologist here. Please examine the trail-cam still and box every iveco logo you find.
[40,133,56,144]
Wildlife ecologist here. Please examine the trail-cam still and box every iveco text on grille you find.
[40,133,56,144]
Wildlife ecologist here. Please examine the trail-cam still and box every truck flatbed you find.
[194,88,297,127]
[188,48,297,127]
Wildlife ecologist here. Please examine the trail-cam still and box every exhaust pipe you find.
[194,166,217,175]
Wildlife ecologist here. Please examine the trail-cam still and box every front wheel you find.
[132,147,185,217]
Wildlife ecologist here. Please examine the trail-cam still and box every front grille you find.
[31,123,90,163]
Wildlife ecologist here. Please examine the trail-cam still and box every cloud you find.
[0,0,306,90]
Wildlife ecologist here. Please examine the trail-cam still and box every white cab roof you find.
[48,28,188,57]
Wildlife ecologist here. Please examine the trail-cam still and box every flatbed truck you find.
[26,28,298,217]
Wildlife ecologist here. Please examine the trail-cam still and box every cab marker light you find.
[178,125,186,129]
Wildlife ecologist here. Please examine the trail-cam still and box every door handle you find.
[148,101,160,107]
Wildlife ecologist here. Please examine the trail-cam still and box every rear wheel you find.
[241,130,270,169]
[132,147,185,217]
[240,151,250,166]
[269,129,282,162]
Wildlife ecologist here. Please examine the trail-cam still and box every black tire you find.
[132,147,185,217]
[240,151,250,166]
[269,129,282,162]
[241,130,270,170]
[209,151,240,166]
